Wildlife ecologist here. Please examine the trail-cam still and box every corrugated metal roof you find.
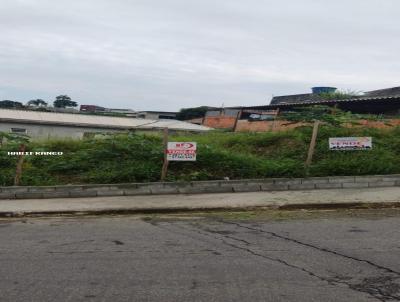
[0,109,212,132]
[273,94,400,107]
[365,87,400,97]
[230,95,400,110]
[270,93,318,105]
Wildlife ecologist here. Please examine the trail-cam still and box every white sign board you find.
[167,142,197,161]
[329,137,372,150]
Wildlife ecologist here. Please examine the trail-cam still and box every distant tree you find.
[318,89,361,101]
[279,105,382,126]
[0,100,23,108]
[27,99,47,107]
[53,95,77,108]
[176,106,214,120]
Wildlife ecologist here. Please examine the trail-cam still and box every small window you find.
[10,128,27,133]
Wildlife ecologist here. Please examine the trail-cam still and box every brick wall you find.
[235,119,400,132]
[347,119,400,129]
[203,116,237,129]
[235,120,307,132]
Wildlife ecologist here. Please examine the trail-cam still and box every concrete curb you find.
[2,174,400,200]
[2,202,400,218]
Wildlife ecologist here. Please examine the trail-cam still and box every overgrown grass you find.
[1,126,400,186]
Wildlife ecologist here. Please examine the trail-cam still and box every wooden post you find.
[305,120,320,168]
[271,108,280,132]
[14,143,26,186]
[331,103,338,115]
[232,109,242,132]
[160,128,169,181]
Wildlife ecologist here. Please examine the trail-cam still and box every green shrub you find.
[1,127,400,186]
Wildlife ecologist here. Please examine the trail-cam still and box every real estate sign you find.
[329,137,372,150]
[167,142,197,161]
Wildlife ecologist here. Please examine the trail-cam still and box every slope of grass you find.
[1,126,400,186]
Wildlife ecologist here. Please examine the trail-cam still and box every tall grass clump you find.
[1,126,400,186]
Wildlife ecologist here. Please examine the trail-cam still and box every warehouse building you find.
[267,86,400,115]
[0,109,211,139]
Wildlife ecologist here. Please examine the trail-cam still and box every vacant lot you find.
[2,126,400,186]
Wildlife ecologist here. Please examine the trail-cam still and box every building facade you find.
[0,109,211,139]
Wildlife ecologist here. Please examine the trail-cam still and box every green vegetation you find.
[0,100,24,108]
[317,89,361,100]
[53,95,77,108]
[27,99,47,107]
[1,125,400,186]
[280,105,385,125]
[176,106,214,120]
[1,94,75,110]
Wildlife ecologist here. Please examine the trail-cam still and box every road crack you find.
[221,221,400,301]
[225,221,400,276]
[144,218,400,301]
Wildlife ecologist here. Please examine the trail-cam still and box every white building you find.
[0,109,211,139]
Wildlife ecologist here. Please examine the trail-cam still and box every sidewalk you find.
[1,187,400,217]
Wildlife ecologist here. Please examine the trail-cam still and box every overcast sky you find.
[1,0,399,111]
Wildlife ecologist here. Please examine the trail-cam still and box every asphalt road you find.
[1,209,400,302]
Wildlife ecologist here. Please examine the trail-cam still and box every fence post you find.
[161,128,169,181]
[305,120,320,168]
[271,108,280,132]
[232,109,242,132]
[14,143,26,186]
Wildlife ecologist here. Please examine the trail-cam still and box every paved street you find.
[1,209,400,302]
